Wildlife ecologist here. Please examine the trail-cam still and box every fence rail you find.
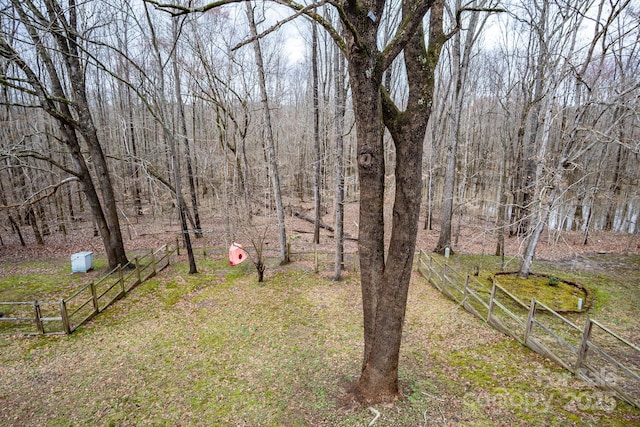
[418,250,640,409]
[1,243,175,336]
[1,240,351,336]
[173,237,360,273]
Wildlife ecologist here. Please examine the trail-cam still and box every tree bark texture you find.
[312,23,322,245]
[345,0,445,403]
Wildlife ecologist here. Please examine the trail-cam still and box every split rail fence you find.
[174,238,360,273]
[417,250,640,409]
[0,243,175,336]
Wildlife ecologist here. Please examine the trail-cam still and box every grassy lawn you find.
[1,254,639,425]
[0,256,110,302]
[443,253,640,342]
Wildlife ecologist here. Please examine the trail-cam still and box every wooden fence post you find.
[33,301,44,335]
[462,274,470,305]
[135,257,141,284]
[118,264,125,296]
[314,244,319,273]
[60,299,71,335]
[524,298,537,343]
[176,238,180,255]
[488,282,497,322]
[90,281,99,314]
[166,244,170,266]
[285,240,290,264]
[151,250,157,275]
[575,318,593,373]
[442,264,447,290]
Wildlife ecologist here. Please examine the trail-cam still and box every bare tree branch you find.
[381,0,436,71]
[0,176,79,210]
[145,0,348,53]
[231,0,327,51]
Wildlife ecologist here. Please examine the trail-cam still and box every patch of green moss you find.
[444,340,528,387]
[494,273,590,312]
[437,338,635,425]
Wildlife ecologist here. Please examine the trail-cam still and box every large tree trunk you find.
[165,15,198,273]
[349,0,445,402]
[61,1,130,270]
[519,165,563,278]
[350,76,386,396]
[342,14,387,395]
[77,118,130,269]
[27,207,44,245]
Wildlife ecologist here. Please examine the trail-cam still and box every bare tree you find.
[515,0,634,278]
[245,1,288,263]
[142,5,198,274]
[333,29,347,281]
[312,22,321,244]
[146,0,501,402]
[0,0,129,269]
[434,0,492,255]
[171,18,203,238]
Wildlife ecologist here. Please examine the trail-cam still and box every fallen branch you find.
[292,209,357,241]
[368,407,380,426]
[292,229,358,242]
[292,210,334,231]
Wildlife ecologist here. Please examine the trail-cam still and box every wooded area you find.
[0,0,638,404]
[1,0,637,257]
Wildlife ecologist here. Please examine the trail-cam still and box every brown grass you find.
[0,204,639,425]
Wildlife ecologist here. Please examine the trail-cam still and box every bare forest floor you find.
[1,201,639,426]
[1,200,638,264]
